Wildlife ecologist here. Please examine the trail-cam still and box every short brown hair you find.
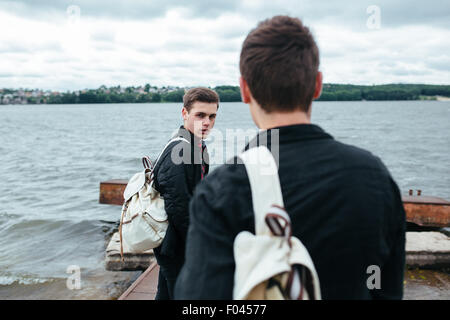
[240,16,320,113]
[183,87,220,112]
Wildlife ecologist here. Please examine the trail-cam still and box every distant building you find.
[3,94,13,104]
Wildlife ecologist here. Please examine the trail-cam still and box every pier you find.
[100,180,450,300]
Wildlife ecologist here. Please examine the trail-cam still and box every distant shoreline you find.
[1,98,450,106]
[2,99,450,106]
[1,83,449,105]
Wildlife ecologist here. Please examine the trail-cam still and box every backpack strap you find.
[151,136,190,171]
[237,146,321,300]
[148,136,190,182]
[238,146,303,299]
[238,146,284,236]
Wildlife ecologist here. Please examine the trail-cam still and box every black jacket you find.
[175,124,406,300]
[153,126,209,261]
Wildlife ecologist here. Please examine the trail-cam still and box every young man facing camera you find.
[152,87,219,300]
[175,16,405,299]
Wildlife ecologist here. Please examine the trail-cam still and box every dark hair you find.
[183,87,220,112]
[239,15,320,113]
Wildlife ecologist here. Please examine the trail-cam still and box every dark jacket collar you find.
[176,125,205,150]
[176,126,208,167]
[244,123,333,151]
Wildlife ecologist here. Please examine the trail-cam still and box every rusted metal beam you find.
[402,195,450,228]
[99,179,128,205]
[99,180,450,227]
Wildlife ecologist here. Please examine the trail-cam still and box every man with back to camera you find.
[152,87,219,300]
[174,16,406,299]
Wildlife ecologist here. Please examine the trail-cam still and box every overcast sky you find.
[1,0,449,91]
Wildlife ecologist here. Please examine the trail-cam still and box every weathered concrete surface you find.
[106,231,449,271]
[105,231,449,271]
[406,232,450,268]
[105,232,155,271]
[404,269,450,300]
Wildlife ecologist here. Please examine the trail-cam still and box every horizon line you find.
[1,82,450,92]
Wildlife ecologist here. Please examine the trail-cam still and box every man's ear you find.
[181,107,188,121]
[239,76,251,104]
[313,71,323,100]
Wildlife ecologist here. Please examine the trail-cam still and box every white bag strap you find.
[152,136,190,171]
[238,146,284,236]
[239,146,307,300]
[238,146,321,300]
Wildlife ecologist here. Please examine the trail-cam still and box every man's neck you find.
[249,99,312,130]
[257,110,311,130]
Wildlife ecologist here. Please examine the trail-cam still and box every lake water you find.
[0,101,449,299]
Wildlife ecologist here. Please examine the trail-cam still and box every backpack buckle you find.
[265,204,292,244]
[142,156,153,170]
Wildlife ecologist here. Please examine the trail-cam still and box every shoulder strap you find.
[151,136,190,171]
[238,146,284,236]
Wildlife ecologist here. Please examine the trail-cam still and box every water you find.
[0,101,449,299]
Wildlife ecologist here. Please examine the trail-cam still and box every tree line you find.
[31,84,450,104]
[317,84,450,101]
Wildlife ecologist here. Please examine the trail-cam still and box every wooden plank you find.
[119,261,159,300]
[124,292,155,300]
[132,269,159,294]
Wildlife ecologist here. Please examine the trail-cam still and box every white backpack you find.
[119,137,189,259]
[233,146,322,300]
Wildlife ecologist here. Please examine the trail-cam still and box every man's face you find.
[182,101,218,139]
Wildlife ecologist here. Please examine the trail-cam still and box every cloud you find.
[0,0,242,20]
[0,0,449,90]
[315,24,450,84]
[3,0,449,27]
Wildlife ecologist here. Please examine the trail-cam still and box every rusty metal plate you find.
[404,203,450,228]
[99,180,127,205]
